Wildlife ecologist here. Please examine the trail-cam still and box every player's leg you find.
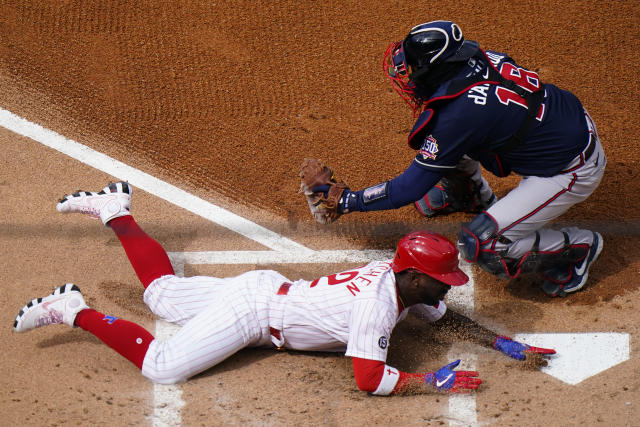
[463,187,594,276]
[12,282,265,383]
[141,280,271,384]
[415,156,496,217]
[142,270,287,327]
[56,182,175,289]
[14,284,154,370]
[109,215,175,289]
[458,141,605,296]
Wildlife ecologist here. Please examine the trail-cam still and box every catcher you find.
[300,20,606,298]
[14,181,554,394]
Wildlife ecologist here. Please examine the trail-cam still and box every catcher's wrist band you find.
[362,182,389,204]
[350,182,397,212]
[339,191,360,213]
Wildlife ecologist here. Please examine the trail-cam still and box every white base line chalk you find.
[152,321,184,427]
[0,108,309,254]
[446,260,477,426]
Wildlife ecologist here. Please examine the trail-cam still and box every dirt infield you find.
[1,1,639,425]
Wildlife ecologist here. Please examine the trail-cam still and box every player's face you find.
[414,273,451,306]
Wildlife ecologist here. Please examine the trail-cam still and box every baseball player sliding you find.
[301,20,606,298]
[14,182,554,394]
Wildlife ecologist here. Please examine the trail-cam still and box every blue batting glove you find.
[425,360,481,393]
[493,335,556,360]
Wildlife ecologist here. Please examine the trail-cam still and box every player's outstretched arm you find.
[431,310,556,361]
[299,159,442,223]
[352,357,481,396]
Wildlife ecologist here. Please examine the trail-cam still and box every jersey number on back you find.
[310,271,358,288]
[495,63,545,120]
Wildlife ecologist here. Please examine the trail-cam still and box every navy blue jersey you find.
[410,50,589,177]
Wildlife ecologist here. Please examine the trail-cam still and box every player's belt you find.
[583,135,595,161]
[269,282,292,348]
[277,282,291,295]
[561,129,597,173]
[269,328,283,341]
[583,110,597,161]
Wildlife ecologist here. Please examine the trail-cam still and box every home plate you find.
[514,333,630,385]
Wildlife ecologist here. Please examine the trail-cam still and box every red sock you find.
[109,216,175,288]
[74,309,154,370]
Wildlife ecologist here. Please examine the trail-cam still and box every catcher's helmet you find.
[391,230,468,286]
[383,20,479,114]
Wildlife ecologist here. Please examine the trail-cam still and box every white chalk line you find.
[1,107,475,425]
[0,108,308,254]
[447,353,478,427]
[446,260,477,426]
[167,249,395,276]
[152,321,184,427]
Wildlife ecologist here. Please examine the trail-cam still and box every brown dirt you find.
[1,1,639,425]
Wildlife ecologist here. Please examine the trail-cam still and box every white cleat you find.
[14,284,89,333]
[56,181,132,225]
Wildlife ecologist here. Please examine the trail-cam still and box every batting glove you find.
[425,360,482,393]
[493,335,556,360]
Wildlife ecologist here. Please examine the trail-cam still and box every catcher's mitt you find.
[299,158,348,224]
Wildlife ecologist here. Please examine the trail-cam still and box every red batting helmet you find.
[391,230,468,286]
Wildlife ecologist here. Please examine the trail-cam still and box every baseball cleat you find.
[542,232,603,297]
[14,284,89,333]
[56,181,132,225]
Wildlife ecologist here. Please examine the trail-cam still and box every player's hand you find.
[425,360,481,393]
[300,158,349,224]
[493,335,556,360]
[312,185,357,214]
[311,184,333,197]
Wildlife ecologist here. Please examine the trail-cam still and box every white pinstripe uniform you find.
[141,260,446,386]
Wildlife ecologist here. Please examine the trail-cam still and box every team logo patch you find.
[378,336,388,349]
[103,315,118,324]
[419,135,439,160]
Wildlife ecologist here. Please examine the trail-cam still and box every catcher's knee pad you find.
[457,213,521,279]
[459,219,592,279]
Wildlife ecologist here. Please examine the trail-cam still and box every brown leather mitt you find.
[299,158,348,224]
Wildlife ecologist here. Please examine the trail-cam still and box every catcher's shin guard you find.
[458,215,589,280]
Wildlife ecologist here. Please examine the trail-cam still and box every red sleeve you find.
[352,357,425,394]
[352,357,385,392]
